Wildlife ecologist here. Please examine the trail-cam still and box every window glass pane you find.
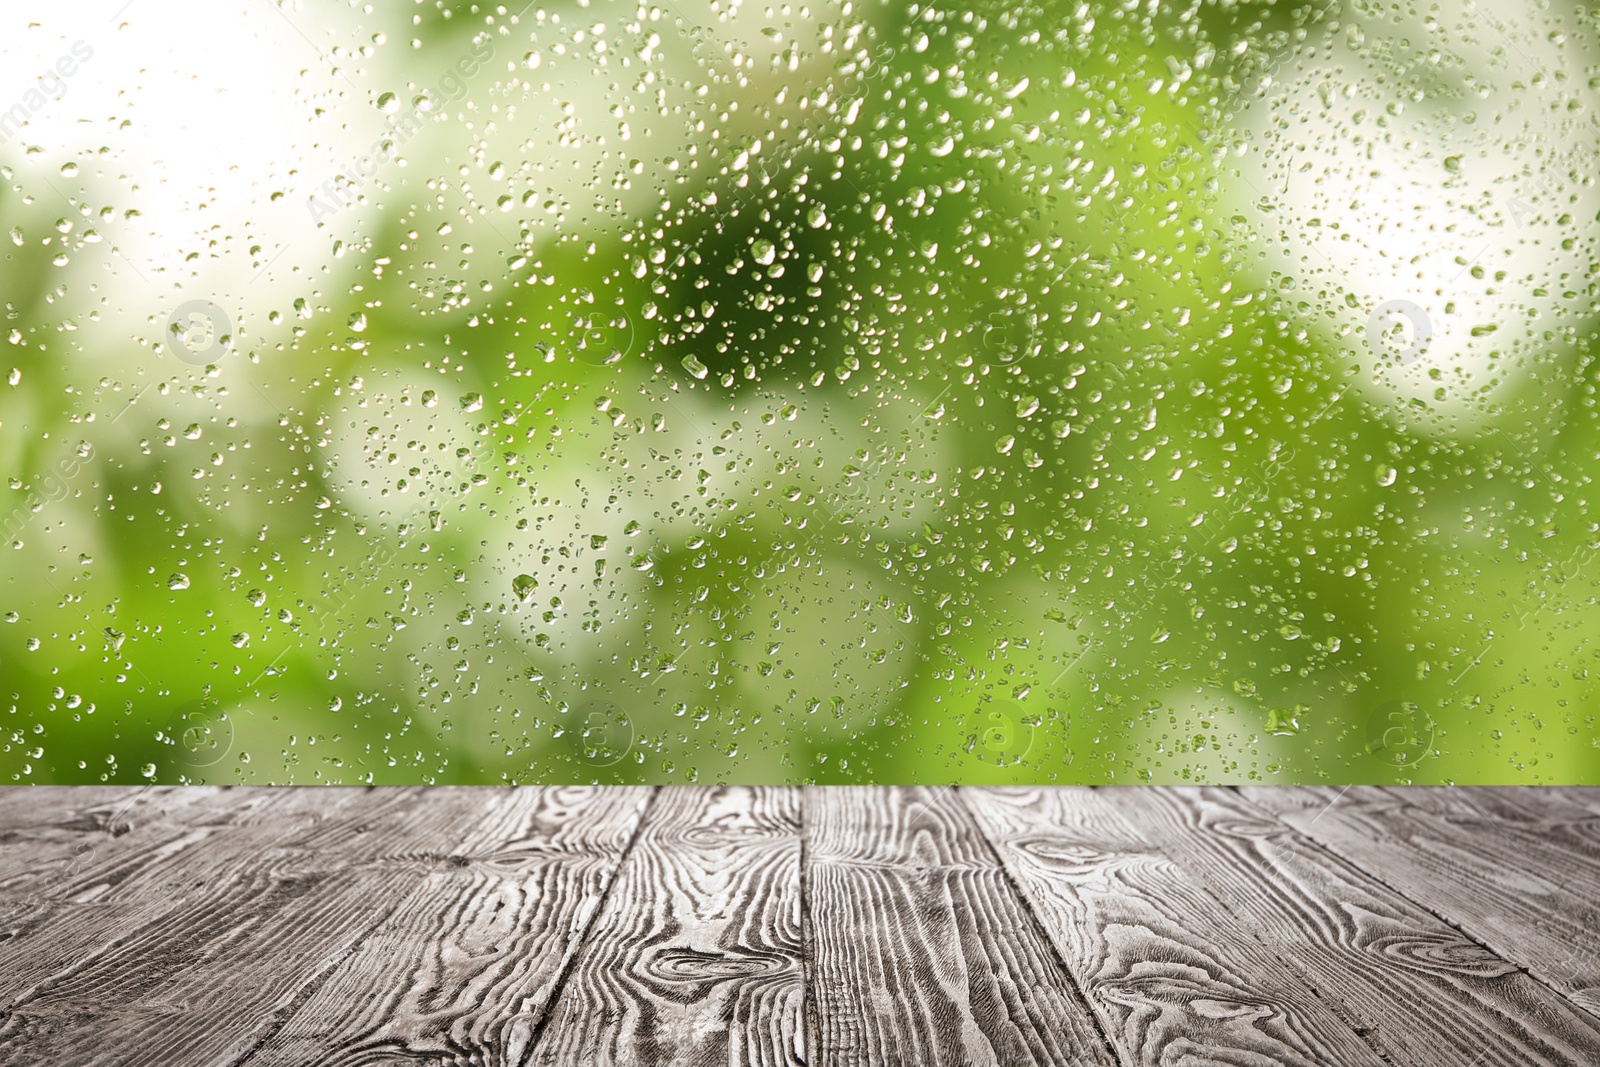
[3,0,1595,784]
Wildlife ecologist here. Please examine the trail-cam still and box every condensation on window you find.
[1,0,1596,785]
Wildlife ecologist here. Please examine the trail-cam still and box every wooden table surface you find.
[0,786,1597,1066]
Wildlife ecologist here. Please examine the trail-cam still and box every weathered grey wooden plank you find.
[529,786,804,1067]
[1544,787,1600,816]
[1390,786,1600,826]
[0,787,396,1003]
[0,787,224,995]
[0,786,185,833]
[807,786,1116,1067]
[1100,787,1600,1065]
[0,788,514,1066]
[239,785,652,1066]
[963,786,1397,1067]
[805,785,994,870]
[1242,785,1600,1015]
[0,787,221,888]
[4,784,1596,1067]
[1380,786,1600,866]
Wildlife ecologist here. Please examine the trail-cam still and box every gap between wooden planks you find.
[0,785,1596,1066]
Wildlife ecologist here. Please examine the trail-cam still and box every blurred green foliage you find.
[2,0,1597,784]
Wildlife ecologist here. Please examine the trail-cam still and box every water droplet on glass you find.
[1266,708,1300,735]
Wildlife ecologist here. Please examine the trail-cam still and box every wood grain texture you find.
[1388,786,1600,826]
[0,788,514,1066]
[1382,785,1600,867]
[963,786,1397,1067]
[0,787,394,1004]
[0,786,186,835]
[1,786,1598,1067]
[1099,787,1600,1066]
[806,786,1116,1067]
[529,786,804,1067]
[0,787,215,896]
[240,785,652,1067]
[805,785,995,871]
[1243,785,1600,1015]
